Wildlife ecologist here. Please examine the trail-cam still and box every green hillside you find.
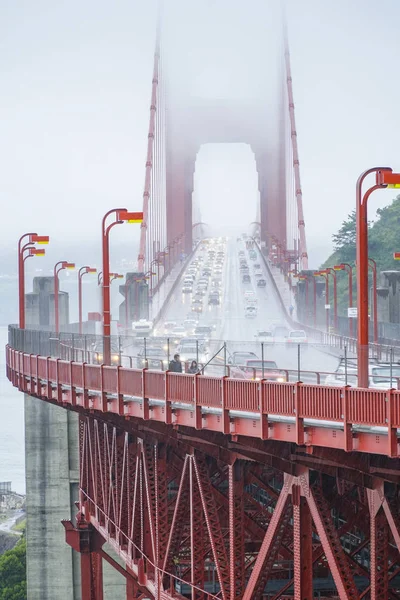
[320,195,400,316]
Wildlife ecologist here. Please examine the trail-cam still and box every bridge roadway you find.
[153,236,340,376]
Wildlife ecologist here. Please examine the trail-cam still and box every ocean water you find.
[0,327,25,494]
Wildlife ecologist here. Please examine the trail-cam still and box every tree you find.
[331,209,357,261]
[0,538,26,600]
[321,195,400,317]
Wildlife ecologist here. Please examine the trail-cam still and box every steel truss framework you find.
[60,415,400,600]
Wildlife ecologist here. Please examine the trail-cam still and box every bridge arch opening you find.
[193,143,259,238]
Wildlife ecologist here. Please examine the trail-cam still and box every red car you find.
[231,359,286,382]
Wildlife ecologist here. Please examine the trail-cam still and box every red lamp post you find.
[326,268,338,331]
[315,270,330,333]
[311,274,317,329]
[368,258,378,345]
[18,233,49,329]
[78,266,97,335]
[335,263,354,338]
[356,167,400,387]
[54,261,75,333]
[102,209,143,364]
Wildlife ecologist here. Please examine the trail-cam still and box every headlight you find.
[163,344,168,351]
[277,377,285,382]
[163,359,168,365]
[180,356,186,361]
[97,353,103,361]
[111,354,119,363]
[142,359,146,364]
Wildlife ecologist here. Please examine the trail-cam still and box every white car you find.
[161,322,176,336]
[325,364,400,389]
[132,319,153,336]
[245,305,257,318]
[171,326,187,343]
[177,343,208,364]
[286,330,308,345]
[254,330,274,343]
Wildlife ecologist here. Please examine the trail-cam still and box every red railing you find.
[6,345,400,457]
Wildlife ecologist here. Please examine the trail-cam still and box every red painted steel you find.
[8,346,400,458]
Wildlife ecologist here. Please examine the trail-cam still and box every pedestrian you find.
[289,304,294,318]
[169,353,182,373]
[188,360,198,374]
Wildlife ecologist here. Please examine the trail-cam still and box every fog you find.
[1,0,400,269]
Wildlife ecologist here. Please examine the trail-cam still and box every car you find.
[242,274,251,284]
[182,284,193,293]
[257,279,266,287]
[249,251,257,260]
[171,326,187,343]
[208,293,220,305]
[244,290,255,299]
[202,269,212,277]
[211,279,222,289]
[238,251,245,257]
[136,347,167,370]
[245,296,257,306]
[243,359,286,382]
[176,343,208,364]
[213,268,222,275]
[325,361,400,389]
[192,304,203,313]
[92,342,120,365]
[254,271,263,278]
[195,288,207,298]
[228,351,258,367]
[132,319,153,336]
[163,320,177,335]
[286,330,308,345]
[254,263,261,269]
[254,330,274,343]
[184,274,195,283]
[197,283,208,291]
[245,305,257,317]
[193,325,213,341]
[183,318,198,333]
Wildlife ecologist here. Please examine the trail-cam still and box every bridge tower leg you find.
[63,515,105,600]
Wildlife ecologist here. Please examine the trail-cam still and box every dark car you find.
[242,274,251,283]
[208,293,220,305]
[257,279,266,287]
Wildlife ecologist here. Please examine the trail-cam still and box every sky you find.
[1,0,400,271]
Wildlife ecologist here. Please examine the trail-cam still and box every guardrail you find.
[6,342,400,457]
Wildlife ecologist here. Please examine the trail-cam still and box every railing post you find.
[259,380,268,440]
[116,366,123,416]
[221,376,230,434]
[70,359,76,407]
[55,358,62,402]
[164,371,172,425]
[82,363,89,409]
[193,373,202,429]
[386,389,397,458]
[100,365,107,412]
[342,386,353,452]
[142,368,149,420]
[294,382,304,445]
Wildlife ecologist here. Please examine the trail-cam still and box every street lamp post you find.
[326,268,338,332]
[368,258,378,345]
[78,266,97,334]
[54,261,75,333]
[102,209,143,364]
[315,270,330,333]
[335,263,354,338]
[18,233,49,329]
[356,167,400,387]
